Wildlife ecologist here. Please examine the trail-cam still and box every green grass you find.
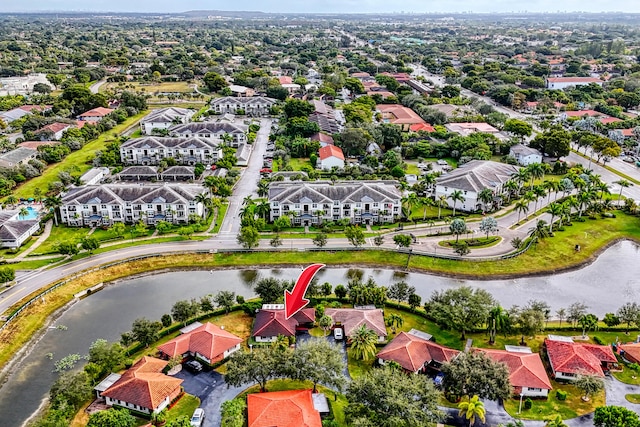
[438,236,502,249]
[7,257,65,270]
[103,81,195,94]
[407,203,453,220]
[626,394,640,404]
[166,394,200,423]
[612,359,640,385]
[347,352,376,379]
[405,163,421,175]
[212,203,229,234]
[10,112,148,199]
[503,381,605,420]
[288,158,312,170]
[0,236,38,259]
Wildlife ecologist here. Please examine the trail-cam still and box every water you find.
[17,206,39,221]
[0,241,638,427]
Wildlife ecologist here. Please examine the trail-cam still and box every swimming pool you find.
[18,206,40,221]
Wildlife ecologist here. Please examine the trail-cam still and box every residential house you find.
[509,144,543,166]
[169,122,248,147]
[546,77,603,90]
[309,132,334,147]
[78,107,114,122]
[157,322,242,365]
[251,304,315,342]
[0,147,37,168]
[619,342,640,364]
[247,389,322,427]
[140,107,195,134]
[19,141,60,150]
[376,104,427,132]
[544,335,617,380]
[445,122,500,136]
[561,110,606,119]
[268,181,401,226]
[120,136,222,166]
[0,104,51,123]
[406,79,433,95]
[80,167,110,185]
[427,104,474,119]
[318,145,345,170]
[229,85,255,97]
[210,96,275,116]
[478,346,553,397]
[324,307,387,342]
[60,183,205,227]
[377,329,459,373]
[435,160,520,212]
[0,210,40,248]
[235,143,252,167]
[98,356,183,415]
[35,122,74,140]
[309,100,342,134]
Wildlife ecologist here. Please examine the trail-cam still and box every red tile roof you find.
[545,339,616,377]
[278,76,293,85]
[18,104,52,112]
[564,110,604,117]
[310,132,334,145]
[252,308,315,338]
[599,117,623,125]
[376,104,425,125]
[318,145,344,161]
[410,123,436,132]
[102,356,183,411]
[324,308,387,338]
[157,322,242,361]
[248,389,322,427]
[478,349,552,391]
[377,331,459,372]
[79,107,114,117]
[547,77,602,84]
[619,343,640,363]
[37,122,73,134]
[20,141,60,149]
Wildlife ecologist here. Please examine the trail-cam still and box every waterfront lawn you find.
[503,381,605,420]
[11,112,147,199]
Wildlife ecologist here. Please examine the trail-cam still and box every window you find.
[147,204,153,209]
[373,203,379,207]
[355,203,361,208]
[101,205,106,209]
[82,205,88,209]
[333,201,339,205]
[312,203,318,208]
[273,201,279,207]
[294,204,300,209]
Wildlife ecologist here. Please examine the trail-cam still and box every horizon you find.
[1,0,640,14]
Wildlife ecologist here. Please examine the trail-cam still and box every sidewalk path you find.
[14,220,53,260]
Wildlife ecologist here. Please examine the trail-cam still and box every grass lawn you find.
[408,203,453,221]
[212,203,229,234]
[103,81,195,94]
[288,158,312,170]
[612,359,640,385]
[10,112,147,200]
[503,382,605,420]
[166,393,200,423]
[240,379,348,426]
[438,236,502,249]
[405,163,421,175]
[0,235,38,259]
[347,352,376,379]
[8,257,65,270]
[626,394,640,404]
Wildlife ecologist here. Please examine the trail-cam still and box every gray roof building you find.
[0,147,37,167]
[436,160,520,194]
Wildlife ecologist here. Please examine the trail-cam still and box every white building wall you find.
[434,185,479,212]
[320,156,345,170]
[521,387,549,397]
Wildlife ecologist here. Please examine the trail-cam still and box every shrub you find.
[593,336,605,345]
[556,390,567,401]
[524,398,533,409]
[629,363,640,372]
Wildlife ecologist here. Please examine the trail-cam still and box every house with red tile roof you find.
[278,76,293,85]
[100,356,183,415]
[544,336,617,380]
[409,123,436,133]
[252,305,315,342]
[619,342,640,364]
[376,104,427,131]
[310,132,334,147]
[546,77,603,90]
[35,122,75,140]
[247,389,322,427]
[445,122,500,136]
[377,330,459,373]
[562,110,605,118]
[78,107,114,122]
[477,346,552,397]
[324,308,387,342]
[599,117,623,125]
[157,322,242,365]
[318,145,345,170]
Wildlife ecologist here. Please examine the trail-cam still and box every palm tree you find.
[242,195,254,207]
[255,201,271,221]
[19,206,29,219]
[614,179,632,204]
[488,305,510,344]
[385,313,404,334]
[596,181,610,202]
[349,325,378,361]
[257,180,270,198]
[543,180,560,204]
[437,195,447,219]
[513,168,530,189]
[195,193,211,219]
[556,308,566,327]
[576,189,595,219]
[504,180,519,202]
[545,415,568,427]
[478,188,494,212]
[458,395,486,427]
[547,202,564,233]
[526,162,544,188]
[44,195,62,226]
[533,185,546,213]
[515,199,529,223]
[529,219,551,241]
[575,374,604,402]
[401,192,419,220]
[448,190,465,217]
[421,197,433,221]
[4,194,17,209]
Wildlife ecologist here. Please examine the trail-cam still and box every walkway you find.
[14,220,53,261]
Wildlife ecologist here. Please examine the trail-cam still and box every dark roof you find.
[436,160,520,193]
[121,136,219,150]
[141,107,194,124]
[169,122,247,135]
[210,96,277,106]
[62,184,204,205]
[269,181,401,205]
[0,219,38,241]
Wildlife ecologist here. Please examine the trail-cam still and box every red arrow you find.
[285,263,325,319]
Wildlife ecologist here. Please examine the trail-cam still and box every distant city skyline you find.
[1,0,640,14]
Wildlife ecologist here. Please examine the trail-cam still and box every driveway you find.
[174,368,245,427]
[605,375,640,414]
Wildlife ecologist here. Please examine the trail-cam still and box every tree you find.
[318,314,333,336]
[87,339,125,378]
[237,226,260,249]
[345,225,365,247]
[617,302,640,332]
[171,299,199,325]
[578,313,599,336]
[408,293,421,311]
[81,237,100,254]
[575,374,604,401]
[448,190,465,216]
[515,199,529,223]
[225,348,288,392]
[272,215,291,232]
[131,318,162,347]
[335,284,347,299]
[545,415,568,427]
[442,351,511,401]
[203,72,228,92]
[348,324,378,361]
[458,395,486,427]
[556,308,567,327]
[425,286,495,339]
[614,179,632,202]
[503,119,533,140]
[594,406,640,427]
[0,266,15,283]
[313,233,327,248]
[215,290,236,313]
[488,305,510,344]
[477,189,494,212]
[387,281,415,303]
[291,339,346,393]
[255,277,285,304]
[50,371,92,409]
[512,304,545,345]
[220,398,246,427]
[44,195,62,225]
[321,282,332,296]
[111,221,126,238]
[449,218,467,243]
[603,313,621,327]
[567,302,588,327]
[345,365,444,427]
[161,314,172,327]
[373,235,384,246]
[57,241,80,256]
[393,234,413,248]
[87,408,136,427]
[479,217,498,239]
[530,128,571,159]
[269,235,282,248]
[283,98,314,119]
[529,219,551,241]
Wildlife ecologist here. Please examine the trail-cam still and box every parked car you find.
[333,327,343,341]
[260,168,272,174]
[184,360,203,373]
[190,408,205,427]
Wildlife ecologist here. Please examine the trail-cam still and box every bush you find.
[629,363,640,372]
[593,336,605,345]
[556,390,567,401]
[524,398,533,409]
[241,301,262,317]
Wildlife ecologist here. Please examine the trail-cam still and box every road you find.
[89,79,107,94]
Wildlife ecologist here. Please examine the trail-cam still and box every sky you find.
[1,0,640,14]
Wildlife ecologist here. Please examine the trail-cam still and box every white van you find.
[333,327,343,341]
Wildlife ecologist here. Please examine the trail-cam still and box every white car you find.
[190,408,205,427]
[333,327,343,341]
